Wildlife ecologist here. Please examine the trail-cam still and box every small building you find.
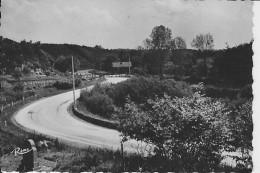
[76,70,90,76]
[76,69,95,79]
[89,70,108,77]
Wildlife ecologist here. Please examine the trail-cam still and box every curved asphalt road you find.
[14,78,146,152]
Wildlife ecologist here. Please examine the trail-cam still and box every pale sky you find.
[1,0,254,49]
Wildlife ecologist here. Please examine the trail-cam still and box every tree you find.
[145,25,172,79]
[191,33,214,51]
[141,50,160,75]
[143,38,152,50]
[150,25,172,50]
[54,55,80,73]
[94,45,103,49]
[213,42,253,87]
[102,55,117,73]
[136,45,145,50]
[170,36,187,50]
[20,39,35,57]
[191,33,214,77]
[34,41,41,54]
[114,92,229,171]
[94,45,103,70]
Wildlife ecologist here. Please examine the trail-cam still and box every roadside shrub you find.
[108,76,192,107]
[1,90,35,104]
[53,79,80,90]
[79,91,114,119]
[113,92,230,171]
[23,91,35,98]
[79,77,192,118]
[75,78,81,87]
[13,82,24,92]
[3,90,22,102]
[53,81,72,90]
[88,83,107,95]
[226,100,253,169]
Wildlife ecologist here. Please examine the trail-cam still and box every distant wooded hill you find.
[0,37,253,87]
[0,37,125,71]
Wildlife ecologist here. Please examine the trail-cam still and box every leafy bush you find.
[3,91,23,102]
[107,76,192,107]
[114,92,230,171]
[53,79,81,90]
[79,88,114,119]
[226,100,253,169]
[75,78,81,87]
[13,82,24,92]
[54,55,81,73]
[0,90,35,105]
[53,81,73,90]
[79,77,192,119]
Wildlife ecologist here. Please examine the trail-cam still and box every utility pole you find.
[121,140,124,171]
[72,56,76,105]
[128,53,131,76]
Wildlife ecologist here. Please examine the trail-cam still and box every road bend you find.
[14,77,148,152]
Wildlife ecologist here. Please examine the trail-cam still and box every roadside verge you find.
[72,103,118,130]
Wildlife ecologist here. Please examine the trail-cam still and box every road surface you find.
[14,77,148,152]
